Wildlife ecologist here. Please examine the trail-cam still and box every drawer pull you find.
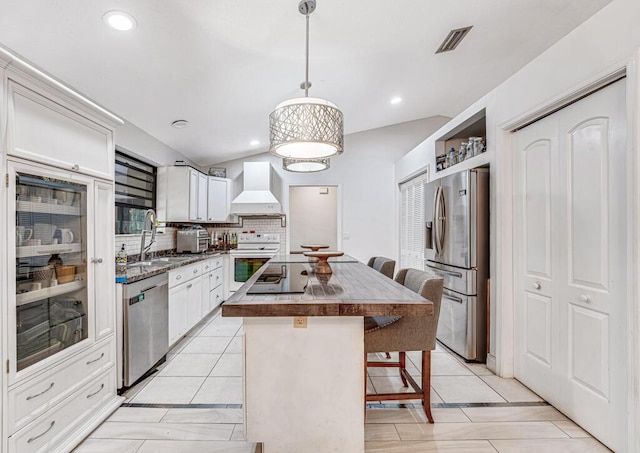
[216,275,220,280]
[86,352,105,365]
[205,265,209,270]
[26,382,54,400]
[86,383,105,399]
[27,421,55,443]
[176,275,182,280]
[532,282,541,290]
[187,284,193,289]
[193,269,198,274]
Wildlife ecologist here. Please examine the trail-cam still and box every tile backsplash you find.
[114,217,288,260]
[207,217,287,251]
[115,227,177,258]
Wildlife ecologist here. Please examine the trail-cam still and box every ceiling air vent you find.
[435,26,473,54]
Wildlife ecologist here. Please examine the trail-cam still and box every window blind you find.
[399,172,429,270]
[115,151,156,234]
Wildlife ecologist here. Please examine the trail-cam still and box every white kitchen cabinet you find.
[1,47,123,453]
[7,74,117,181]
[168,283,188,346]
[159,166,208,222]
[168,262,203,346]
[207,177,233,222]
[94,181,116,340]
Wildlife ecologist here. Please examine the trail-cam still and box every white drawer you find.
[201,259,214,273]
[210,267,224,292]
[9,340,112,434]
[211,284,224,310]
[9,367,114,453]
[169,262,201,288]
[211,255,223,270]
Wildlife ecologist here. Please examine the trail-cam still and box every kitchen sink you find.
[127,261,155,268]
[150,257,191,263]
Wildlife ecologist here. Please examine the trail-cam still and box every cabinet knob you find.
[532,282,541,290]
[193,269,198,274]
[187,284,192,289]
[579,295,591,303]
[176,275,182,280]
[71,164,80,171]
[97,258,103,264]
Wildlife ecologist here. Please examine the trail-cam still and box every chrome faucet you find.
[139,209,157,262]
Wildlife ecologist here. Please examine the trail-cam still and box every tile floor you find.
[74,310,611,453]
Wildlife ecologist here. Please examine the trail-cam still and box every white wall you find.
[115,120,197,167]
[395,1,640,450]
[216,116,450,263]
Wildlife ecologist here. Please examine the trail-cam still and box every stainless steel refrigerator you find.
[424,167,489,362]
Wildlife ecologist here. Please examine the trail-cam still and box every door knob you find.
[532,282,541,290]
[579,295,591,303]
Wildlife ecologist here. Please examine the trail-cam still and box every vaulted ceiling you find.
[0,0,612,165]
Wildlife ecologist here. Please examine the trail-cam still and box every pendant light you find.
[283,157,330,173]
[269,0,343,162]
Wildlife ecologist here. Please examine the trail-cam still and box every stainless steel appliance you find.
[177,229,209,253]
[425,167,489,362]
[228,233,280,292]
[122,273,169,387]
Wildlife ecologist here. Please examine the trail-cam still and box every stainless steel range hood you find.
[230,162,282,215]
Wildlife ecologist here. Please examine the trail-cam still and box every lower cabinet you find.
[6,338,120,453]
[168,256,226,347]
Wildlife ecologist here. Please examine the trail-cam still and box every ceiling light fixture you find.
[102,11,137,31]
[269,0,343,165]
[390,96,403,105]
[171,120,189,128]
[283,157,330,173]
[250,140,260,146]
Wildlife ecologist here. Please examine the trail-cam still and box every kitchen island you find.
[222,255,433,453]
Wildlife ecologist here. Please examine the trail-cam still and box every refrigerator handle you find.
[432,187,441,255]
[436,186,446,254]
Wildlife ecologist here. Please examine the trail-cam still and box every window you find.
[399,171,429,270]
[115,151,156,234]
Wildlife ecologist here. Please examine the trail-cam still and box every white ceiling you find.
[0,0,612,166]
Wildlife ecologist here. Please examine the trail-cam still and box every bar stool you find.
[367,256,395,279]
[364,268,444,423]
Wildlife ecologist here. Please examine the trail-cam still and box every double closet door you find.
[513,79,627,452]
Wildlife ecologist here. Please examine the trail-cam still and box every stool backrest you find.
[394,268,444,350]
[367,256,396,279]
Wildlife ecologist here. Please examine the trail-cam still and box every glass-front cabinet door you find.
[11,163,90,379]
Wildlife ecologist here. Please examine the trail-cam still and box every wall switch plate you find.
[293,316,308,328]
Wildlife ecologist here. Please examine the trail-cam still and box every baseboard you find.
[486,353,497,374]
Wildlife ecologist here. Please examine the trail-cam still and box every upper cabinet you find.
[158,166,232,223]
[160,166,206,222]
[5,70,122,181]
[207,176,232,222]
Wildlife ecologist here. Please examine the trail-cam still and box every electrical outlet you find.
[293,316,307,328]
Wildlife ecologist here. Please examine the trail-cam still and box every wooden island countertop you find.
[221,256,434,318]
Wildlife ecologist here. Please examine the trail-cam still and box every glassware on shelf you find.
[15,171,88,371]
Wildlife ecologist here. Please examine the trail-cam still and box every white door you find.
[188,170,199,221]
[94,181,115,340]
[514,79,627,451]
[197,173,208,221]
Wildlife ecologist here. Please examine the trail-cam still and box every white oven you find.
[228,233,280,292]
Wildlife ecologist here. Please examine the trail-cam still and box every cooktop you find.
[246,263,309,294]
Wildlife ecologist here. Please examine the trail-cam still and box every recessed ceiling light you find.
[250,140,260,146]
[171,120,189,128]
[390,97,403,105]
[103,11,137,31]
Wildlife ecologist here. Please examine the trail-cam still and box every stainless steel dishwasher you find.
[123,272,169,387]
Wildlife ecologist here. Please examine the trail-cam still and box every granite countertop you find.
[222,257,433,318]
[116,251,223,284]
